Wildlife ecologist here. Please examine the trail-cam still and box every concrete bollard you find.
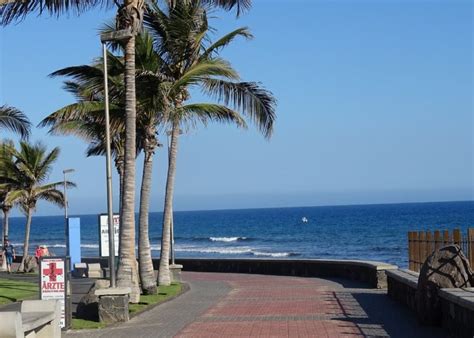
[169,264,183,283]
[94,287,131,324]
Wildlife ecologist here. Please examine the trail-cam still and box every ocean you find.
[4,201,473,268]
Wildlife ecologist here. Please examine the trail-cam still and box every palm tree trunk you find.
[116,32,140,302]
[1,208,9,270]
[116,160,124,256]
[19,208,32,272]
[138,147,157,294]
[158,121,180,286]
[2,208,9,245]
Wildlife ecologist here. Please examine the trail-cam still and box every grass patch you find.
[129,283,182,314]
[0,278,38,305]
[72,318,106,330]
[72,282,182,330]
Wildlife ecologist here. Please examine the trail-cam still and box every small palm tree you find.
[1,142,75,271]
[0,105,31,139]
[145,2,276,285]
[0,140,20,247]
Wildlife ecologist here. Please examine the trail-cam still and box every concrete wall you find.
[439,289,474,338]
[82,257,397,289]
[387,269,474,338]
[386,270,418,312]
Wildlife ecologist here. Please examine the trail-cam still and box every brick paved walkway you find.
[65,271,445,337]
[174,273,443,338]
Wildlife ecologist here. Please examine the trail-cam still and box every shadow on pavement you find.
[338,290,447,338]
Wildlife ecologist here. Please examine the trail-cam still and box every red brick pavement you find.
[176,273,367,337]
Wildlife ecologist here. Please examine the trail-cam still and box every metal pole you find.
[63,171,69,257]
[103,42,116,288]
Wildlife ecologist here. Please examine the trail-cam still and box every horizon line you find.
[9,198,474,219]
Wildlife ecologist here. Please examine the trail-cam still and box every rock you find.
[98,295,129,323]
[23,256,37,273]
[76,279,110,321]
[416,245,473,324]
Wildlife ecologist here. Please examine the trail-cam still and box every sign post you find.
[39,257,69,329]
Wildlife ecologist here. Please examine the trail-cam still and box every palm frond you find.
[171,58,239,94]
[0,105,31,139]
[178,103,247,128]
[169,0,251,17]
[201,27,252,60]
[201,79,276,138]
[0,0,116,26]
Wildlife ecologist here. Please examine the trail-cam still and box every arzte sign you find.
[40,257,66,328]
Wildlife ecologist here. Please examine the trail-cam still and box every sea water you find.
[4,201,473,268]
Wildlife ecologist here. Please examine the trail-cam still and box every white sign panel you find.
[40,258,66,328]
[99,214,119,257]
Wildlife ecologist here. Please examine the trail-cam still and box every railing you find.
[408,228,474,272]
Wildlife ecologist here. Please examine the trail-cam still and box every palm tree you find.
[0,140,19,247]
[2,0,254,298]
[0,105,31,139]
[41,34,165,294]
[0,105,30,256]
[144,2,276,285]
[0,141,75,271]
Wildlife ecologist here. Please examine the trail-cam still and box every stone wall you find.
[387,269,474,338]
[439,288,474,338]
[386,269,418,312]
[82,257,397,289]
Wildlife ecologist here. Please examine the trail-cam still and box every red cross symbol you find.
[43,262,63,282]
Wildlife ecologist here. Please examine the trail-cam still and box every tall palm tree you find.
[0,105,31,139]
[2,0,254,298]
[144,2,276,285]
[40,34,165,294]
[0,141,75,271]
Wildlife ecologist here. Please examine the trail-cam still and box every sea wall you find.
[386,269,418,311]
[439,288,474,338]
[387,269,474,338]
[81,257,397,289]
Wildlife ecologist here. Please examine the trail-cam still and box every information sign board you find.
[99,214,119,257]
[39,257,67,328]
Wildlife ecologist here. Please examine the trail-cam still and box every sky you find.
[0,0,472,216]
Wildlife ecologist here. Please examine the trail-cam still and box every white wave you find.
[209,237,246,242]
[176,246,253,255]
[252,251,291,257]
[81,244,99,249]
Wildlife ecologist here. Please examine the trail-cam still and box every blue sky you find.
[0,0,472,216]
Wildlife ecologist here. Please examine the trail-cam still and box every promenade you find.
[65,271,446,338]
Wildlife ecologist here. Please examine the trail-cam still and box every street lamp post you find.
[63,168,75,258]
[100,29,132,288]
[62,168,74,329]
